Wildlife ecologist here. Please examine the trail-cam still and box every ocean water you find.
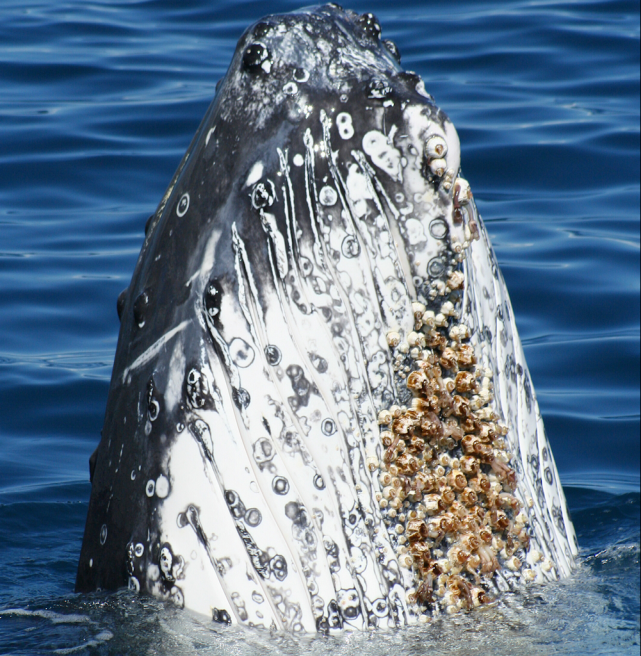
[0,0,638,654]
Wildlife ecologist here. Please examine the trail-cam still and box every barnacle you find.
[373,192,535,616]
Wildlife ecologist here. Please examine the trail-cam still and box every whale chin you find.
[76,4,577,632]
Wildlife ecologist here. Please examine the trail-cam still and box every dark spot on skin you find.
[253,22,271,38]
[225,490,247,519]
[367,79,392,100]
[204,277,223,326]
[212,608,232,625]
[269,554,288,581]
[243,43,270,72]
[264,344,282,366]
[232,387,251,410]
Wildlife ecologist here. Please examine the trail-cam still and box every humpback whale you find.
[76,4,578,632]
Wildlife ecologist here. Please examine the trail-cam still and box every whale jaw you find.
[76,5,577,632]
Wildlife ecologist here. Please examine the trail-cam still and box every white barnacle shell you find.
[425,134,448,159]
[386,331,401,348]
[429,158,447,177]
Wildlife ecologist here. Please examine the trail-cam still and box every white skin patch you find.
[245,162,264,188]
[336,112,354,139]
[293,154,304,167]
[405,218,427,245]
[362,131,402,182]
[345,163,373,218]
[155,474,170,499]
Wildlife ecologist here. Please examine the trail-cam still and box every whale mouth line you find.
[77,4,577,633]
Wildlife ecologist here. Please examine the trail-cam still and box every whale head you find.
[77,4,577,632]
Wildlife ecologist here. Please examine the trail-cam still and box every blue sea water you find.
[0,0,638,653]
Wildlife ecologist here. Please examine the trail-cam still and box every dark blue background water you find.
[0,1,638,654]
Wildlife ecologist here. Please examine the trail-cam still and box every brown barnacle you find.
[406,434,425,455]
[423,446,435,463]
[498,493,521,511]
[470,505,486,523]
[409,397,429,414]
[406,370,427,394]
[414,471,436,493]
[406,519,429,543]
[439,513,460,534]
[392,411,419,435]
[440,348,458,371]
[441,486,456,506]
[420,412,443,439]
[456,344,476,368]
[461,434,481,455]
[396,453,420,475]
[460,533,481,553]
[424,494,446,515]
[450,395,470,418]
[455,371,477,393]
[379,471,393,487]
[409,541,432,566]
[478,527,493,544]
[448,546,470,567]
[468,471,490,491]
[425,519,445,541]
[488,510,510,531]
[460,487,478,507]
[474,442,494,458]
[471,587,490,607]
[461,416,478,433]
[477,422,495,441]
[448,575,474,610]
[447,470,468,491]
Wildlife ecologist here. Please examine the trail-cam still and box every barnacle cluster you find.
[370,231,533,617]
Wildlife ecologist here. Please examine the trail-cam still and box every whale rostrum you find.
[76,5,578,632]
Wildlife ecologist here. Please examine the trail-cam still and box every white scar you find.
[122,320,190,383]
